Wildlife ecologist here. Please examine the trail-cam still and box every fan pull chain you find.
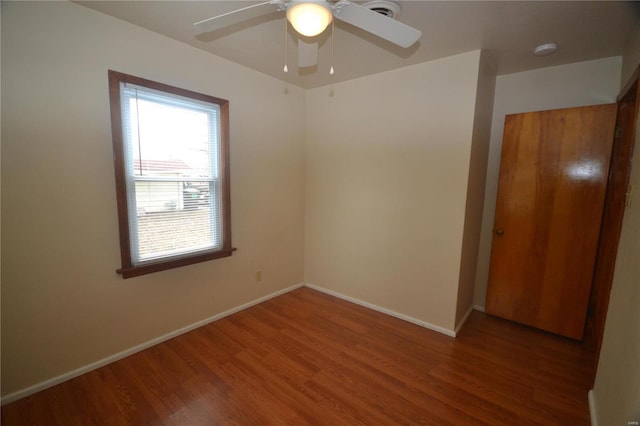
[283,19,289,73]
[329,19,335,75]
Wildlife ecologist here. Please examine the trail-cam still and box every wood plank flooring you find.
[1,287,595,425]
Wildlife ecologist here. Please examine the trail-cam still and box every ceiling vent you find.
[362,1,402,19]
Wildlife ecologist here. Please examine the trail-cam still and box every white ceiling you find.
[77,1,640,89]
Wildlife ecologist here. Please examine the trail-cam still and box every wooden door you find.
[486,104,617,340]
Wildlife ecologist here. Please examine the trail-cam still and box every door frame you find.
[585,64,640,384]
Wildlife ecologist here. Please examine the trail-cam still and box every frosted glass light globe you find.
[287,2,333,37]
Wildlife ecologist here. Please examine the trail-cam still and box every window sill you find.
[117,247,236,279]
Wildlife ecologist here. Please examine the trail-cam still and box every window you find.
[108,70,233,278]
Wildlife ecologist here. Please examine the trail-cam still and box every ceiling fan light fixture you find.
[287,1,333,37]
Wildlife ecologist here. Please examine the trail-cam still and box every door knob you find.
[495,228,504,236]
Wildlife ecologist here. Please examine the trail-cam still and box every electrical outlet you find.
[256,271,262,282]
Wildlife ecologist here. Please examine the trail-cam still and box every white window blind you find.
[120,83,223,265]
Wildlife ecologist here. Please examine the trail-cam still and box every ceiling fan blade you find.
[194,1,280,33]
[298,40,319,68]
[333,1,421,48]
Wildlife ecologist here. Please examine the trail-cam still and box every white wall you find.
[1,1,306,397]
[304,51,483,333]
[621,24,640,86]
[473,57,622,308]
[455,52,496,328]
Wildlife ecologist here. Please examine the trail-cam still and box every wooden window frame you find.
[108,70,234,278]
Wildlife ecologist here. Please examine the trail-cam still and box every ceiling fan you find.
[194,0,421,70]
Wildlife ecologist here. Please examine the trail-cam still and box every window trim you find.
[108,70,234,278]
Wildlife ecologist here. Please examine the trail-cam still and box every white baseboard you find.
[304,283,456,337]
[588,389,599,426]
[454,305,474,335]
[1,282,305,406]
[473,305,485,312]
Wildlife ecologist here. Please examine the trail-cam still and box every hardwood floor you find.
[1,287,595,425]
